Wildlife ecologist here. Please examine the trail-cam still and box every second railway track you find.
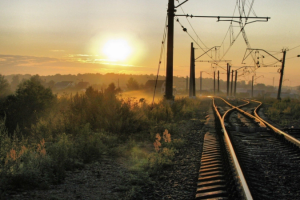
[213,97,300,199]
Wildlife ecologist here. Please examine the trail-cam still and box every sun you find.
[102,39,132,61]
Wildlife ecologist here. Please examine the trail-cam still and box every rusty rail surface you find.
[211,97,253,200]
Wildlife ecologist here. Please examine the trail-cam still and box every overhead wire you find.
[176,0,209,50]
[175,18,207,57]
[237,0,257,73]
[289,45,300,51]
[219,2,238,57]
[286,56,300,60]
[175,0,232,72]
[246,0,257,17]
[176,0,263,74]
[152,15,168,107]
[182,26,228,71]
[218,0,256,62]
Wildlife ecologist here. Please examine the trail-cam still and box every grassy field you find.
[0,77,209,199]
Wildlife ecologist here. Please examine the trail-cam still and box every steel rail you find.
[217,97,300,148]
[212,97,253,200]
[217,97,266,127]
[252,100,300,148]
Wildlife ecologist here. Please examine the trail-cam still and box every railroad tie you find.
[195,132,228,200]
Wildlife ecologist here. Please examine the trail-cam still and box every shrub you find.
[1,137,54,190]
[47,133,75,180]
[2,75,55,135]
[147,129,176,174]
[74,124,106,163]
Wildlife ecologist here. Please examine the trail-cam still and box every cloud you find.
[50,50,65,52]
[65,54,134,66]
[0,54,60,67]
[0,54,154,76]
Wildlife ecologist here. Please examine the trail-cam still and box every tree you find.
[0,74,10,99]
[47,80,55,89]
[2,76,55,134]
[126,77,139,90]
[104,83,121,95]
[256,83,266,90]
[10,75,20,92]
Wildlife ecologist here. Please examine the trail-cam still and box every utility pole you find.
[234,70,237,97]
[227,63,230,98]
[243,48,287,100]
[164,1,269,101]
[165,0,175,100]
[200,71,202,96]
[251,75,254,98]
[230,70,234,97]
[214,71,216,95]
[189,43,195,97]
[218,70,220,94]
[277,50,287,100]
[186,76,188,93]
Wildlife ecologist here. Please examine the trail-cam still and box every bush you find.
[74,124,106,163]
[264,98,300,127]
[2,75,55,135]
[1,136,55,190]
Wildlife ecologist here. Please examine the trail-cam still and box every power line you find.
[175,18,207,55]
[177,21,227,71]
[286,56,300,60]
[290,44,300,51]
[175,0,235,70]
[152,15,168,106]
[177,4,209,49]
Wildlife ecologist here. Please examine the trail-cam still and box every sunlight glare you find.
[102,39,132,61]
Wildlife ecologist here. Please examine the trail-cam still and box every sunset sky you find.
[0,0,300,86]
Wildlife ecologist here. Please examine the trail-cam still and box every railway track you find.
[195,98,252,199]
[217,97,300,199]
[196,97,300,199]
[252,99,300,147]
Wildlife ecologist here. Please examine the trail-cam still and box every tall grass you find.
[0,84,207,195]
[264,97,300,127]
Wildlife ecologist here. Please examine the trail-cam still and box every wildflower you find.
[37,139,46,156]
[163,129,171,143]
[154,133,162,152]
[9,149,17,161]
[5,148,17,165]
[155,133,161,141]
[18,145,27,158]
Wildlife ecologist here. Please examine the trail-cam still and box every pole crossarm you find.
[233,66,248,71]
[175,0,188,8]
[242,48,282,64]
[195,46,220,60]
[175,14,270,24]
[196,60,231,63]
[175,15,270,20]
